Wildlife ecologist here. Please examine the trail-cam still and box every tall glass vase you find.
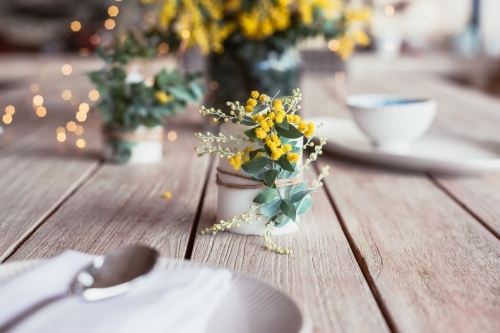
[205,43,302,114]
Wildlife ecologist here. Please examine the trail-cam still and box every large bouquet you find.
[144,0,370,59]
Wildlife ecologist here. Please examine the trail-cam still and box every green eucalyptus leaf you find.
[274,215,291,228]
[290,190,313,203]
[291,181,306,195]
[277,156,295,172]
[296,196,312,215]
[275,124,304,139]
[169,86,196,103]
[276,116,289,130]
[242,157,271,173]
[263,169,279,187]
[251,104,269,116]
[260,198,281,217]
[280,198,297,221]
[253,188,279,204]
[244,127,259,141]
[249,149,263,160]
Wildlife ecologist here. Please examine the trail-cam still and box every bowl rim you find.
[347,94,435,109]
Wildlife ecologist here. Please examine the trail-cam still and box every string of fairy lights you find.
[0,0,132,150]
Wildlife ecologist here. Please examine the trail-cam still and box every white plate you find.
[309,117,500,175]
[0,258,311,333]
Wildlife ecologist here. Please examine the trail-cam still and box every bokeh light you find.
[88,90,99,101]
[79,103,90,113]
[57,132,66,142]
[328,39,340,52]
[33,95,44,106]
[70,21,82,32]
[167,131,177,141]
[62,64,72,75]
[66,121,77,131]
[105,19,116,30]
[62,90,72,100]
[75,125,84,135]
[108,6,119,17]
[385,6,395,16]
[90,35,100,45]
[5,105,15,115]
[36,106,47,117]
[56,127,65,134]
[76,139,87,148]
[70,95,80,105]
[158,43,169,54]
[2,114,12,124]
[181,30,190,39]
[76,111,87,122]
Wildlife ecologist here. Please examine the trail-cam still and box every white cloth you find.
[0,251,232,333]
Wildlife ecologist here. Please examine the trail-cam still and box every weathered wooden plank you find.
[0,124,100,262]
[318,157,500,333]
[8,117,210,261]
[335,73,500,240]
[190,164,391,333]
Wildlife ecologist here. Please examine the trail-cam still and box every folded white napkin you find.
[0,251,232,333]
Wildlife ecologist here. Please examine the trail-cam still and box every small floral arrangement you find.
[144,0,370,59]
[88,32,204,163]
[195,88,329,254]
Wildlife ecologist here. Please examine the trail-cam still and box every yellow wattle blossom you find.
[229,155,243,170]
[163,191,172,199]
[273,99,283,110]
[255,127,267,139]
[282,143,292,152]
[287,153,299,163]
[247,98,257,107]
[271,148,283,160]
[275,110,286,123]
[259,94,268,103]
[298,120,307,132]
[251,91,259,99]
[304,122,315,137]
[155,91,173,104]
[153,0,368,59]
[245,106,253,113]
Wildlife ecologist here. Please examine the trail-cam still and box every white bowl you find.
[347,94,437,153]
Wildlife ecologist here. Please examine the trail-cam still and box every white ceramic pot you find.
[216,122,302,236]
[103,125,163,165]
[347,94,437,153]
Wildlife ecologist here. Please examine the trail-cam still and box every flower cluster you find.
[144,0,370,57]
[194,88,329,254]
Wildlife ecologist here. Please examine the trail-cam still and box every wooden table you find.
[1,55,500,333]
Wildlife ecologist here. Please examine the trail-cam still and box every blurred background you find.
[0,0,499,95]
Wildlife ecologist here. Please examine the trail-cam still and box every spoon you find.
[0,245,158,332]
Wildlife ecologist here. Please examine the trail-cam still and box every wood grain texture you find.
[190,164,390,333]
[330,72,500,239]
[318,157,500,333]
[8,124,210,261]
[0,125,100,262]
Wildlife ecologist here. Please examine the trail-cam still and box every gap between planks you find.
[184,156,214,260]
[313,162,399,333]
[427,174,500,241]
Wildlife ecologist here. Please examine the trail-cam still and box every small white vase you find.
[103,125,163,165]
[216,122,301,236]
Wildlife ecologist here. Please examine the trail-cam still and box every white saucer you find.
[0,258,311,333]
[309,117,500,175]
